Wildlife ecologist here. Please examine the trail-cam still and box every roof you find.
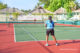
[0,8,24,14]
[30,6,53,14]
[53,7,67,14]
[72,9,80,13]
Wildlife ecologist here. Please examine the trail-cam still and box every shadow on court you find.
[59,40,80,45]
[0,30,7,32]
[37,41,54,53]
[46,40,80,46]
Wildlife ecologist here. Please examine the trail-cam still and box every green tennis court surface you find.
[14,24,80,42]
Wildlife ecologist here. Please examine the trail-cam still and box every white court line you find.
[16,40,45,43]
[22,27,37,41]
[15,38,80,43]
[14,24,38,43]
[13,24,16,42]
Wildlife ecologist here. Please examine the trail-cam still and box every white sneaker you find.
[45,43,48,46]
[56,43,59,46]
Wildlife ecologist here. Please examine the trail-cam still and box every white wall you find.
[18,15,48,21]
[0,14,6,21]
[54,14,67,20]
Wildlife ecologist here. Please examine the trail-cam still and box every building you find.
[0,7,24,22]
[53,7,80,20]
[53,7,67,20]
[71,9,80,20]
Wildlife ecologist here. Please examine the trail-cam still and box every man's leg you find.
[45,35,49,46]
[45,29,50,46]
[52,35,59,46]
[52,35,57,43]
[46,35,49,44]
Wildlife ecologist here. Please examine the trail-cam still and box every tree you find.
[64,1,76,18]
[39,0,76,13]
[12,12,20,21]
[34,2,41,9]
[64,1,76,12]
[39,0,77,19]
[39,0,50,8]
[21,9,31,14]
[0,2,7,10]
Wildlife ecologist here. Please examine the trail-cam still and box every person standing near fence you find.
[45,16,59,46]
[34,18,36,23]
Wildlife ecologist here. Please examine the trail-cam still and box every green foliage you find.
[67,12,73,19]
[39,0,50,8]
[21,9,31,14]
[34,2,42,9]
[39,0,76,13]
[12,12,20,19]
[0,2,7,10]
[64,1,76,12]
[47,0,62,12]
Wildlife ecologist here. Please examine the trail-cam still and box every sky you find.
[1,0,39,10]
[76,0,80,2]
[0,0,80,10]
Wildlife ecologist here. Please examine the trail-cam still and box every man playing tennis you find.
[45,16,59,46]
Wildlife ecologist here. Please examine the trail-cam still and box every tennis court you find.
[14,23,80,42]
[0,22,80,53]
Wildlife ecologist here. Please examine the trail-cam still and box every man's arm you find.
[53,22,55,27]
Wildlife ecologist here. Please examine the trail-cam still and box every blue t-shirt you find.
[45,20,54,29]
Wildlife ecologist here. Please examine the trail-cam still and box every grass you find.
[14,24,80,42]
